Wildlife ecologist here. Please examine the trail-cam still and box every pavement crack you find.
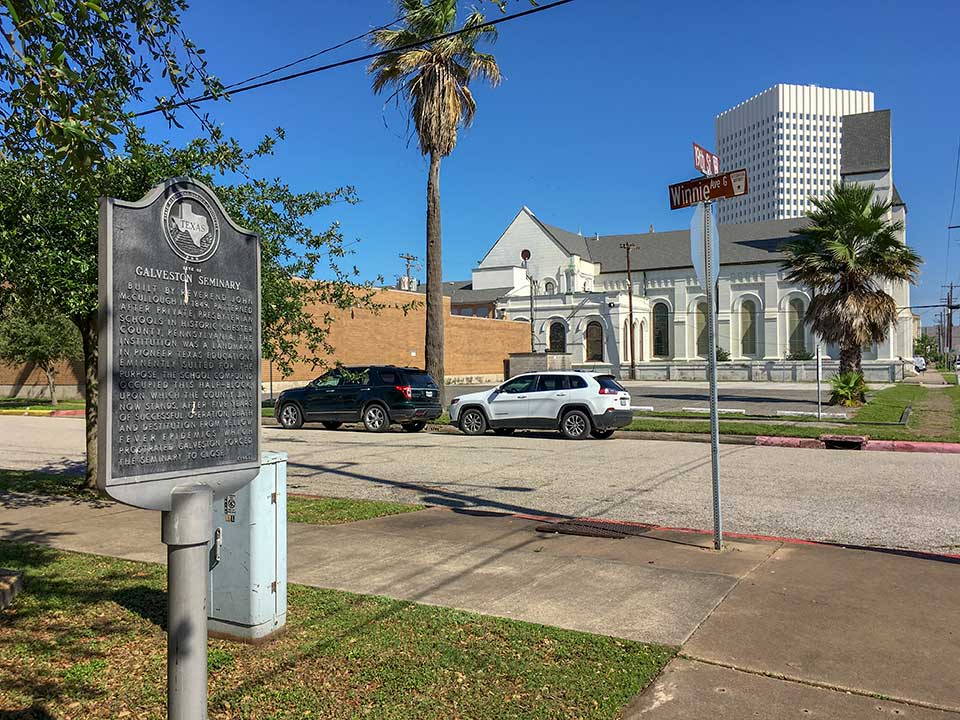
[675,656,960,716]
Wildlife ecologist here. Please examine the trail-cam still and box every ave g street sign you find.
[98,178,261,511]
[668,169,749,210]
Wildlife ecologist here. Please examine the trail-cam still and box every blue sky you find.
[139,0,960,326]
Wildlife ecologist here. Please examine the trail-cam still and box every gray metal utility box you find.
[208,451,287,642]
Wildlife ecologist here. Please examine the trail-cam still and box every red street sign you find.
[693,142,720,176]
[668,169,749,210]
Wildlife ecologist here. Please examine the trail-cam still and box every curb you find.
[484,509,960,563]
[0,568,23,610]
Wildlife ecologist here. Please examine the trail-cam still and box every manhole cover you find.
[535,522,625,539]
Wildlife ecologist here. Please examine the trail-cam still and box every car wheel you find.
[493,428,515,436]
[278,403,303,430]
[401,422,426,433]
[590,429,615,439]
[560,409,591,440]
[459,408,487,436]
[321,421,342,430]
[362,403,390,433]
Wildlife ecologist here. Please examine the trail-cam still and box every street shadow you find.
[0,705,57,719]
[287,460,569,520]
[112,585,167,629]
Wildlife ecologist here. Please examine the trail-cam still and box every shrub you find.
[716,347,731,362]
[829,371,868,406]
[786,349,815,361]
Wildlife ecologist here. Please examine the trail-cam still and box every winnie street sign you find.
[668,169,749,210]
[693,142,720,176]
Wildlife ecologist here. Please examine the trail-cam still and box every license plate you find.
[620,398,628,406]
[426,390,433,397]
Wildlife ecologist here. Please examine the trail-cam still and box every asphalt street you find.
[0,415,955,552]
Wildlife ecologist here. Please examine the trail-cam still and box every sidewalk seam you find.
[677,655,960,716]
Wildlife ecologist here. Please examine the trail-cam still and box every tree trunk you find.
[424,151,445,398]
[78,312,98,490]
[42,364,58,407]
[839,340,860,376]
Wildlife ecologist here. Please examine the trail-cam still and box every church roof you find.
[569,216,811,274]
[841,110,891,176]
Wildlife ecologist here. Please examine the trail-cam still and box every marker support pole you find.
[703,202,723,551]
[161,485,213,720]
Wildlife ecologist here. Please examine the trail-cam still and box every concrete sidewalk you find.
[2,493,959,717]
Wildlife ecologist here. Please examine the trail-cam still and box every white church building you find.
[447,110,914,381]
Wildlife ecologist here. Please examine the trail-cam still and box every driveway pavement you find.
[0,415,957,552]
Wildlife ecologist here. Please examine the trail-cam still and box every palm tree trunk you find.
[839,339,861,377]
[78,312,98,490]
[425,151,445,396]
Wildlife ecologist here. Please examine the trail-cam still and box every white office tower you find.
[714,84,874,224]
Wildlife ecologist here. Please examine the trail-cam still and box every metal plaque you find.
[98,177,261,510]
[669,169,749,210]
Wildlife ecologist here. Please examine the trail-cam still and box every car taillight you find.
[396,385,412,399]
[599,388,619,395]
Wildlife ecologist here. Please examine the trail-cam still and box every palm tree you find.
[369,0,501,389]
[783,181,921,377]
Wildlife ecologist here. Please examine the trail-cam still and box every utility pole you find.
[620,242,639,379]
[521,250,535,352]
[944,283,957,355]
[398,252,419,291]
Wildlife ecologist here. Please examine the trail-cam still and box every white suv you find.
[449,371,633,440]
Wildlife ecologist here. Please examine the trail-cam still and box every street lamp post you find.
[522,249,535,352]
[621,242,639,380]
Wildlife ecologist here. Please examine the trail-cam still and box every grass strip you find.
[288,495,425,525]
[0,470,425,527]
[0,543,674,719]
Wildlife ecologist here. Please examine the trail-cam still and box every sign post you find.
[669,155,748,552]
[99,177,261,719]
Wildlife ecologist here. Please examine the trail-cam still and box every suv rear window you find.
[596,376,625,392]
[401,370,438,388]
[568,375,588,389]
[537,375,569,392]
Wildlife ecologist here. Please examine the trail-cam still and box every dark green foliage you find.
[783,182,921,375]
[829,371,869,407]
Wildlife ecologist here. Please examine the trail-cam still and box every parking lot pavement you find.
[444,381,871,415]
[2,415,956,552]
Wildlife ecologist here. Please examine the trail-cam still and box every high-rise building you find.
[714,84,874,224]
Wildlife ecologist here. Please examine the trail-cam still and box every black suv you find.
[274,366,442,432]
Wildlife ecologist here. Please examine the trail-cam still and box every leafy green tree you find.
[369,0,501,387]
[0,0,222,170]
[0,132,374,487]
[0,301,82,405]
[913,333,941,364]
[783,182,921,379]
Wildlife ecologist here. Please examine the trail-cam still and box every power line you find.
[946,135,960,283]
[135,0,577,119]
[219,0,447,93]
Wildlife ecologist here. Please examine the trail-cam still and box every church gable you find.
[479,207,572,270]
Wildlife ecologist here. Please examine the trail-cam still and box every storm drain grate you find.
[535,520,654,539]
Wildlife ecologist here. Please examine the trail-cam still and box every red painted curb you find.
[864,439,960,454]
[755,436,825,449]
[51,409,85,417]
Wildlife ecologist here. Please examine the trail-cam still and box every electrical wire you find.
[135,0,577,118]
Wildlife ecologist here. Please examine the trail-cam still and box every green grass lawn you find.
[943,371,958,385]
[288,496,425,525]
[0,470,427,526]
[0,397,85,412]
[0,543,673,719]
[624,383,960,443]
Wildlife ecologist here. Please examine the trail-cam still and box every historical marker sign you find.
[98,178,261,511]
[668,169,749,210]
[693,142,720,176]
